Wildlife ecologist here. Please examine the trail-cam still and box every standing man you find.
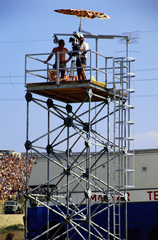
[76,34,89,81]
[44,39,72,79]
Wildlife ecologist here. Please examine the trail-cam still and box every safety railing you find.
[25,50,135,91]
[25,50,109,86]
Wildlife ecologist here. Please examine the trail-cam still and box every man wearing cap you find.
[76,35,89,80]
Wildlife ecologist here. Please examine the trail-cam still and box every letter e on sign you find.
[154,191,158,200]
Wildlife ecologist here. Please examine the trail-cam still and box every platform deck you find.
[26,80,120,103]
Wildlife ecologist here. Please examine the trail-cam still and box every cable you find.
[135,94,158,98]
[140,29,158,33]
[136,79,158,82]
[0,29,158,44]
[0,39,52,44]
[0,83,24,85]
[0,99,25,101]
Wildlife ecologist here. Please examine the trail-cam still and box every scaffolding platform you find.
[26,79,121,103]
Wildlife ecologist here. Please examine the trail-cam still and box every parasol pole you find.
[79,17,82,32]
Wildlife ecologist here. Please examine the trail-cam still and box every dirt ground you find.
[0,231,24,240]
[0,214,24,240]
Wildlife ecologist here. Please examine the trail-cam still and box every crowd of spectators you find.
[0,155,35,201]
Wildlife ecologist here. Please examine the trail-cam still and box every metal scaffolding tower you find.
[24,33,135,240]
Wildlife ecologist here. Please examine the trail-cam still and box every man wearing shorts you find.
[76,35,89,81]
[44,39,72,78]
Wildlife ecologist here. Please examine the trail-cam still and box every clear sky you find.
[0,0,158,153]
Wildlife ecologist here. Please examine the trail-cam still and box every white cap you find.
[80,34,84,39]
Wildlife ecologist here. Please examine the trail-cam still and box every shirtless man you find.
[44,39,72,78]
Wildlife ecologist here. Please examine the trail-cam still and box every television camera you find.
[69,31,84,56]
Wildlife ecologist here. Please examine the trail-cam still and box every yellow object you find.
[89,75,96,82]
[89,75,106,87]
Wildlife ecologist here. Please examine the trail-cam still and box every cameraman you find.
[76,35,89,81]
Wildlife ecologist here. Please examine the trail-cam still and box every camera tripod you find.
[69,56,86,81]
